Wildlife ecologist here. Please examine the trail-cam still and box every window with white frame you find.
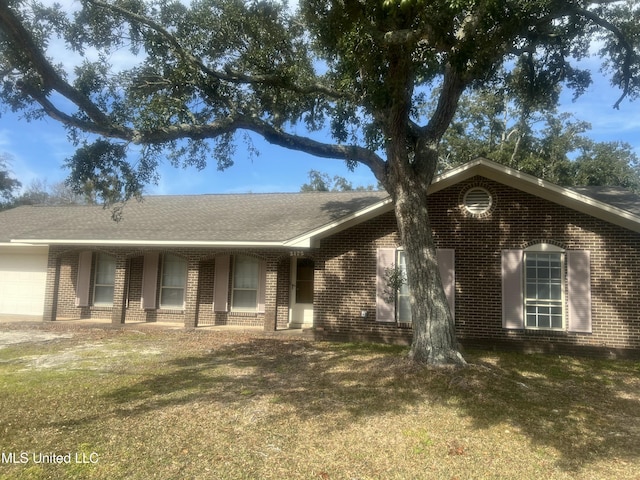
[232,255,260,311]
[396,250,411,323]
[160,254,187,308]
[524,246,565,329]
[93,253,116,306]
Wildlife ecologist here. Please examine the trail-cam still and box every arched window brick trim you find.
[522,239,568,251]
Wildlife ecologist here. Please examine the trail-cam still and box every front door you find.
[289,257,314,328]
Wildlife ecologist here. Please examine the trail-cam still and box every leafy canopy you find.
[0,0,638,203]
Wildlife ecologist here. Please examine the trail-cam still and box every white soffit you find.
[10,239,286,248]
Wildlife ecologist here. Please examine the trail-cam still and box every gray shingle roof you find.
[4,161,640,246]
[0,191,389,244]
[570,186,640,217]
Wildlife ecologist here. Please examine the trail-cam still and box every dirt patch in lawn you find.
[0,326,165,370]
[22,343,164,370]
[0,330,73,349]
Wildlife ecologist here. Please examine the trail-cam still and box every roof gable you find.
[431,158,640,234]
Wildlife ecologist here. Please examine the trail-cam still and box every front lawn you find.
[0,325,638,479]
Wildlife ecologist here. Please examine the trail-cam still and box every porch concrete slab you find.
[0,315,183,330]
[0,315,314,338]
[0,314,44,323]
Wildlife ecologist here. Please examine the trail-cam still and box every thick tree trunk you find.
[386,141,466,367]
[379,44,467,366]
[392,179,466,366]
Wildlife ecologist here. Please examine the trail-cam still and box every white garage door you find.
[0,246,48,316]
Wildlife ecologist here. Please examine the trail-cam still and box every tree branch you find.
[17,81,134,139]
[84,0,346,100]
[132,114,386,180]
[0,0,120,129]
[574,7,635,109]
[423,65,466,141]
[509,2,636,109]
[238,118,386,179]
[19,70,385,177]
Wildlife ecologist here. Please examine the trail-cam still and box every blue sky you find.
[0,3,638,196]
[0,113,379,195]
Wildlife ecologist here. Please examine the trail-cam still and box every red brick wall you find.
[315,177,640,356]
[55,249,117,320]
[314,210,409,343]
[196,259,216,326]
[125,255,148,322]
[276,257,291,329]
[55,250,81,319]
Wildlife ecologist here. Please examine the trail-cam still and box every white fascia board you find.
[10,239,287,248]
[284,196,394,248]
[428,157,487,194]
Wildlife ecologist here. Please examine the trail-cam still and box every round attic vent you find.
[463,187,492,215]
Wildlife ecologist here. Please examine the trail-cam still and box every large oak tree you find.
[1,0,639,364]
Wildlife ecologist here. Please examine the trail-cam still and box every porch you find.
[41,246,318,332]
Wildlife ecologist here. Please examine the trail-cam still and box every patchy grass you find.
[0,325,639,480]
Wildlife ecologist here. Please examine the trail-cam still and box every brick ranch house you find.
[1,158,639,357]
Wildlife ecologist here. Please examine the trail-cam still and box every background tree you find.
[0,153,21,209]
[301,170,345,192]
[440,88,640,190]
[300,169,378,192]
[12,178,97,206]
[1,0,639,365]
[572,141,640,190]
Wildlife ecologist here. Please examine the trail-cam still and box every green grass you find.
[0,325,639,479]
